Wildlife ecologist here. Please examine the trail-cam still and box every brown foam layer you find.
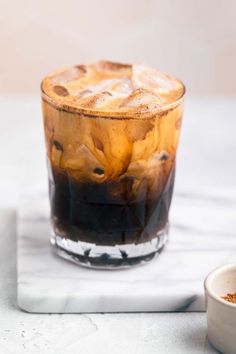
[41,61,184,117]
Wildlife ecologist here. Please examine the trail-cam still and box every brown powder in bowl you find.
[222,292,236,304]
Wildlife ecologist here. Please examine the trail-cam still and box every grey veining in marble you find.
[17,188,236,313]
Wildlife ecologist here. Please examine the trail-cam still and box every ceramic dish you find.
[204,263,236,354]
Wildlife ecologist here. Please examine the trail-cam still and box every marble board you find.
[17,189,236,313]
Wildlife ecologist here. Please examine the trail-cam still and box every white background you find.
[0,0,236,96]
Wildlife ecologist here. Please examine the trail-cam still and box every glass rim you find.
[41,79,185,120]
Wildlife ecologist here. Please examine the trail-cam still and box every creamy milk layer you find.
[42,60,184,115]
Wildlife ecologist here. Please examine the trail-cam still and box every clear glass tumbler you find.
[41,61,185,269]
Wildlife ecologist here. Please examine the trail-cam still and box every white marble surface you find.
[1,96,236,352]
[17,188,236,313]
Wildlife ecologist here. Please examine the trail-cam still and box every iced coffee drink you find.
[41,60,185,268]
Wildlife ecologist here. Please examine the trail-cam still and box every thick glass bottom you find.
[51,227,168,269]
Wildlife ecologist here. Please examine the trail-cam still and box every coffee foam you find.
[42,60,184,116]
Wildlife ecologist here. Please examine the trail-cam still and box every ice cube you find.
[85,78,131,99]
[106,78,131,95]
[120,88,160,111]
[52,66,86,85]
[79,91,112,108]
[132,64,183,103]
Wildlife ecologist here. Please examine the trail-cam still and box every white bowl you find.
[204,263,236,354]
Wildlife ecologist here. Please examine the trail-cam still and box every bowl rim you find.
[204,262,236,309]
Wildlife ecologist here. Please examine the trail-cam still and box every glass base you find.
[51,227,168,269]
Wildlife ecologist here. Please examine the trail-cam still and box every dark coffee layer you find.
[49,166,175,246]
